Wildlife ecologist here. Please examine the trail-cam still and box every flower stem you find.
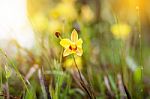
[72,55,95,99]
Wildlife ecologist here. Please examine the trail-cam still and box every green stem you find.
[137,6,143,96]
[72,55,94,99]
[0,49,29,92]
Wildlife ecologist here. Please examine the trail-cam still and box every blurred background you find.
[0,0,150,98]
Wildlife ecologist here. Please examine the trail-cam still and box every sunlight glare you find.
[0,0,35,49]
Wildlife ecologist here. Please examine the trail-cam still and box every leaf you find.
[134,67,142,83]
[126,56,137,71]
[108,75,117,92]
[5,65,12,79]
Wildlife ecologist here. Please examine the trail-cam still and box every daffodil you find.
[60,29,83,57]
[111,23,131,40]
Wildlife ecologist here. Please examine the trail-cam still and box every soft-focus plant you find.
[49,0,77,21]
[48,19,63,34]
[81,5,94,23]
[111,23,131,40]
[5,65,12,79]
[63,56,82,70]
[31,13,49,32]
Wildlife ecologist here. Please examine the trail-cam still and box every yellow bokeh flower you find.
[31,13,48,32]
[111,23,131,40]
[81,5,94,22]
[48,20,62,34]
[61,0,76,3]
[49,1,77,21]
[60,29,83,57]
[63,56,82,70]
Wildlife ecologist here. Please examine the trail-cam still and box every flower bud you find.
[55,31,61,38]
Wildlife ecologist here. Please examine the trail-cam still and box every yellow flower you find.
[49,1,77,21]
[61,0,76,3]
[31,13,48,32]
[48,20,62,34]
[60,29,83,57]
[81,5,94,22]
[63,56,82,70]
[111,23,131,40]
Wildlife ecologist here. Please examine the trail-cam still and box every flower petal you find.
[76,38,83,48]
[60,39,72,48]
[76,47,83,56]
[71,29,78,42]
[63,48,72,57]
